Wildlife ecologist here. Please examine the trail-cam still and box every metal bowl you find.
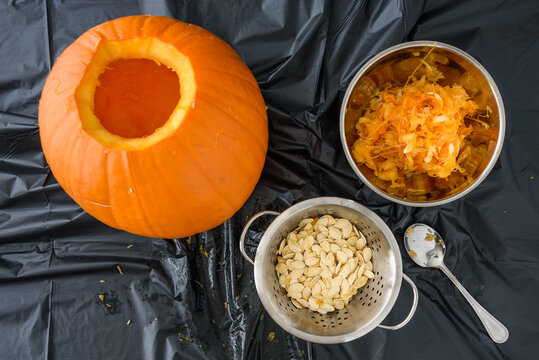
[340,41,505,206]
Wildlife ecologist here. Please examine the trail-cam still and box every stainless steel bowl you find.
[340,40,505,206]
[239,197,418,344]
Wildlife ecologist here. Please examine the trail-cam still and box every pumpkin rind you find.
[39,16,268,238]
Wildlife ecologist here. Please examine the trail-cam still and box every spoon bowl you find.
[404,224,446,268]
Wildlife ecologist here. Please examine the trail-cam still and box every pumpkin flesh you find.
[94,58,180,138]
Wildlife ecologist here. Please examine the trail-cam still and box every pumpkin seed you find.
[278,240,286,254]
[289,283,304,293]
[288,240,301,253]
[336,250,347,263]
[364,270,375,279]
[326,252,335,267]
[366,260,373,271]
[302,286,312,299]
[346,236,358,247]
[306,267,321,277]
[336,239,348,247]
[356,275,368,288]
[294,252,303,261]
[341,225,353,238]
[276,263,287,274]
[347,271,357,285]
[308,296,319,310]
[335,260,343,275]
[332,276,343,288]
[320,303,335,313]
[356,264,365,278]
[299,218,314,227]
[282,245,291,256]
[291,261,305,270]
[334,219,350,230]
[288,291,302,299]
[330,244,340,253]
[356,237,366,251]
[343,247,354,259]
[287,232,297,242]
[320,240,330,253]
[317,217,329,227]
[317,225,329,234]
[327,286,340,298]
[334,299,345,310]
[283,252,295,260]
[341,278,350,294]
[312,283,322,297]
[362,247,372,263]
[289,268,303,280]
[328,226,341,240]
[305,256,319,267]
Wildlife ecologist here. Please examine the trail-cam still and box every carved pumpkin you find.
[39,16,268,238]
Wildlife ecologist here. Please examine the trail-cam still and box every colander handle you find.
[377,273,419,330]
[240,210,280,266]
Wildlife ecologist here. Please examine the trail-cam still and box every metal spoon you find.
[404,223,509,343]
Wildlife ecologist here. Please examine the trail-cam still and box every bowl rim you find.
[339,40,506,207]
[253,196,403,344]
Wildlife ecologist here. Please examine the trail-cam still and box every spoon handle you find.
[439,263,509,343]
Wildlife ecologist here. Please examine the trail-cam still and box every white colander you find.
[240,197,418,344]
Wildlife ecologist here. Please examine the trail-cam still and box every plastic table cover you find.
[1,1,538,359]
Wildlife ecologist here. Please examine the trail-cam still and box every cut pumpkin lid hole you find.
[94,58,181,139]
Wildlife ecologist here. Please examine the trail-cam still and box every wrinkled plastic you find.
[1,1,538,359]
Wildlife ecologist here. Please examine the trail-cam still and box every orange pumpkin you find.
[38,16,268,238]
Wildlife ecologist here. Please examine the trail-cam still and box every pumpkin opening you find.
[76,38,196,150]
[94,58,181,138]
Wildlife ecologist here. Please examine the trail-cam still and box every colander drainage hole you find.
[320,319,325,322]
[331,325,335,328]
[338,322,343,325]
[311,316,315,319]
[376,271,379,275]
[362,302,365,306]
[344,317,348,320]
[368,303,371,307]
[381,284,384,288]
[322,325,327,328]
[337,317,341,320]
[370,296,373,300]
[330,321,334,324]
[315,321,319,324]
[374,300,377,303]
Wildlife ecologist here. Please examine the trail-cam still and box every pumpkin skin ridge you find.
[194,92,267,155]
[119,151,159,235]
[39,16,268,238]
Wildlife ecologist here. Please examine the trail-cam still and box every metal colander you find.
[240,197,418,344]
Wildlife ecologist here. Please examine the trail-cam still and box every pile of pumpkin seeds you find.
[275,215,374,314]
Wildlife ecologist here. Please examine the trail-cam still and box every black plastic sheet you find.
[1,1,538,359]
